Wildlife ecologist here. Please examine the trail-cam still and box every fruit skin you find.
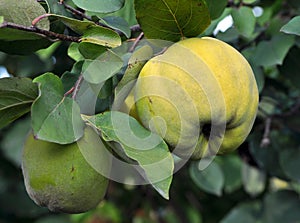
[22,126,110,214]
[134,37,259,159]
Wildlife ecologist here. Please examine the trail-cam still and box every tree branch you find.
[260,117,272,148]
[1,22,81,42]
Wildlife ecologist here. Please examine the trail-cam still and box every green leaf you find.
[279,47,300,89]
[262,190,300,223]
[242,162,266,197]
[81,26,121,48]
[220,201,262,223]
[82,50,123,84]
[0,77,38,129]
[280,148,300,181]
[68,42,85,62]
[78,42,106,60]
[231,6,256,38]
[217,155,242,193]
[113,45,153,109]
[31,73,85,144]
[0,0,49,29]
[1,118,31,166]
[101,16,131,38]
[135,0,211,41]
[72,0,125,13]
[280,16,300,36]
[205,0,227,20]
[83,111,174,199]
[189,159,224,196]
[252,34,294,67]
[44,0,70,16]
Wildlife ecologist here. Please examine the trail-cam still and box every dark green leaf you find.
[0,77,38,129]
[189,159,224,196]
[0,0,49,29]
[78,42,106,60]
[82,50,123,84]
[220,201,262,223]
[242,162,266,197]
[205,0,227,20]
[135,0,211,41]
[280,16,300,36]
[262,190,300,223]
[280,148,300,181]
[101,16,131,38]
[1,117,31,166]
[72,0,125,13]
[45,0,70,16]
[231,6,256,38]
[31,73,85,144]
[83,111,174,199]
[279,47,300,89]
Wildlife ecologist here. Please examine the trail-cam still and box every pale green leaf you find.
[281,16,300,36]
[113,45,153,109]
[82,50,123,84]
[83,111,174,199]
[231,6,256,38]
[242,162,266,197]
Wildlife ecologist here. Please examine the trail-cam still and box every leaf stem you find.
[260,117,271,148]
[72,74,84,99]
[129,32,144,52]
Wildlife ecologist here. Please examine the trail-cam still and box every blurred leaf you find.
[280,16,300,36]
[82,50,123,84]
[135,0,211,41]
[35,215,72,223]
[262,190,300,223]
[83,111,174,199]
[242,162,266,197]
[31,73,85,144]
[217,154,242,193]
[1,117,31,166]
[249,132,287,179]
[280,148,300,181]
[114,45,153,109]
[252,34,294,67]
[0,0,49,29]
[257,96,278,118]
[231,6,256,38]
[220,201,262,223]
[101,16,131,38]
[189,159,224,196]
[279,47,300,89]
[205,0,227,20]
[72,0,125,13]
[81,25,121,48]
[0,77,38,129]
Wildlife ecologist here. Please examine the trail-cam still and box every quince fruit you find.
[133,37,259,159]
[22,126,110,213]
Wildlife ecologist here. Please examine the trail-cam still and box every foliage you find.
[0,0,300,222]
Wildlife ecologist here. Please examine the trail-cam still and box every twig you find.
[1,21,81,42]
[260,117,272,148]
[72,74,84,99]
[60,1,93,21]
[129,32,144,52]
[64,87,75,97]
